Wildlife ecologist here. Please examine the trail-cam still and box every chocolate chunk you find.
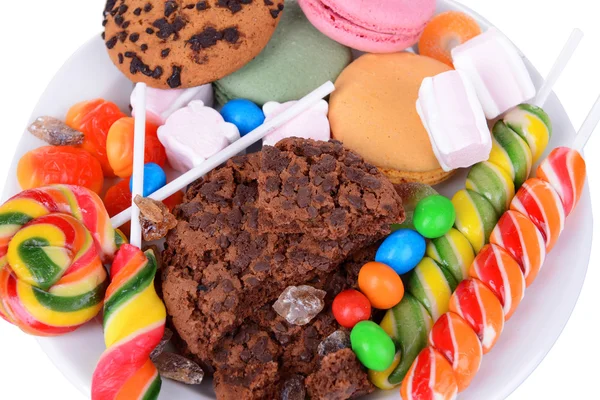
[222,27,240,44]
[187,27,223,51]
[105,36,118,49]
[153,352,204,385]
[217,0,252,14]
[165,1,178,17]
[152,66,164,78]
[167,66,182,88]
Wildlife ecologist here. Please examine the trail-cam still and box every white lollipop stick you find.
[130,83,147,247]
[111,80,336,228]
[572,93,600,152]
[534,28,583,107]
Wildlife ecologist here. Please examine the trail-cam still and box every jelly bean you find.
[380,293,433,386]
[17,146,104,194]
[220,99,265,136]
[504,103,552,163]
[488,120,532,189]
[418,11,482,67]
[358,262,404,310]
[400,347,458,400]
[469,244,525,320]
[466,161,515,215]
[332,289,371,329]
[65,99,126,177]
[429,312,482,392]
[106,117,167,178]
[449,278,504,354]
[427,228,475,282]
[350,320,396,372]
[406,257,457,321]
[375,229,426,275]
[452,189,498,253]
[129,163,167,197]
[414,195,456,239]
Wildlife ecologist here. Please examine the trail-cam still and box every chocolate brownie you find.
[162,139,401,398]
[258,139,404,239]
[103,0,283,88]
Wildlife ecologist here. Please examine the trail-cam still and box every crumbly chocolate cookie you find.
[103,0,284,88]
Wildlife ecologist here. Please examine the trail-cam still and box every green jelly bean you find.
[413,195,455,239]
[351,320,396,372]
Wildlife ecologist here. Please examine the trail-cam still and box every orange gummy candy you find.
[17,146,104,194]
[419,11,482,67]
[66,99,126,177]
[106,117,167,178]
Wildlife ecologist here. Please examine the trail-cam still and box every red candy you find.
[429,312,482,392]
[469,244,525,320]
[448,278,504,354]
[106,117,167,178]
[510,178,565,252]
[17,146,104,194]
[401,347,458,400]
[163,190,184,212]
[66,99,126,177]
[104,179,132,236]
[332,289,371,328]
[490,210,546,287]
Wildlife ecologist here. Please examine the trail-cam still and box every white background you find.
[0,0,598,399]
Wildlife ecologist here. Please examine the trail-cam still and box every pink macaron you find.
[298,0,436,53]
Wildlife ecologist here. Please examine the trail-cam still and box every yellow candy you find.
[452,189,498,253]
[406,257,457,321]
[368,351,402,390]
[427,228,475,282]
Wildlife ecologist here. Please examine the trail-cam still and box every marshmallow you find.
[262,100,331,147]
[451,28,535,119]
[157,101,239,173]
[417,70,491,171]
[131,84,214,126]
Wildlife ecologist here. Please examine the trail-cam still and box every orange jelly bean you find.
[17,146,104,194]
[419,11,482,67]
[358,262,404,310]
[106,117,167,178]
[66,99,126,177]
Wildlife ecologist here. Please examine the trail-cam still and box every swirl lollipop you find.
[92,84,166,400]
[0,185,122,336]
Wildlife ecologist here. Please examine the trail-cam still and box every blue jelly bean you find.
[220,99,265,136]
[130,163,167,197]
[375,229,426,275]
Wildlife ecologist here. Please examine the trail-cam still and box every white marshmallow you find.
[417,70,491,171]
[451,28,536,119]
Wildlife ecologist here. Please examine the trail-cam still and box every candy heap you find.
[400,147,587,399]
[0,185,122,335]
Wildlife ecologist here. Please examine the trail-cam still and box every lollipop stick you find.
[111,80,336,228]
[534,28,583,107]
[130,83,147,247]
[572,93,600,152]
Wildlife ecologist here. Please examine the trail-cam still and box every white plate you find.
[1,1,593,399]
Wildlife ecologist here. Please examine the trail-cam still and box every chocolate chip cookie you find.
[103,0,284,88]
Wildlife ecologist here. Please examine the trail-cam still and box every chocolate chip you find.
[122,21,131,29]
[224,295,236,309]
[129,33,140,42]
[146,27,155,34]
[270,8,282,18]
[217,0,251,14]
[104,0,117,13]
[253,261,270,273]
[167,66,182,88]
[152,66,163,78]
[118,4,128,15]
[222,27,239,44]
[118,53,124,64]
[133,7,142,16]
[165,1,178,17]
[118,31,128,42]
[153,16,186,39]
[144,3,153,12]
[196,1,208,10]
[141,44,149,51]
[161,48,171,58]
[102,19,108,27]
[187,27,223,51]
[124,51,135,58]
[114,15,124,26]
[110,8,119,16]
[278,3,284,9]
[101,32,106,40]
[105,36,118,49]
[222,279,234,293]
[264,0,273,5]
[185,4,195,9]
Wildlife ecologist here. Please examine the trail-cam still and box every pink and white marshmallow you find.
[417,70,491,171]
[131,84,214,126]
[262,100,331,147]
[451,28,536,119]
[157,101,239,173]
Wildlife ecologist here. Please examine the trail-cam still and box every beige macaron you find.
[329,52,454,185]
